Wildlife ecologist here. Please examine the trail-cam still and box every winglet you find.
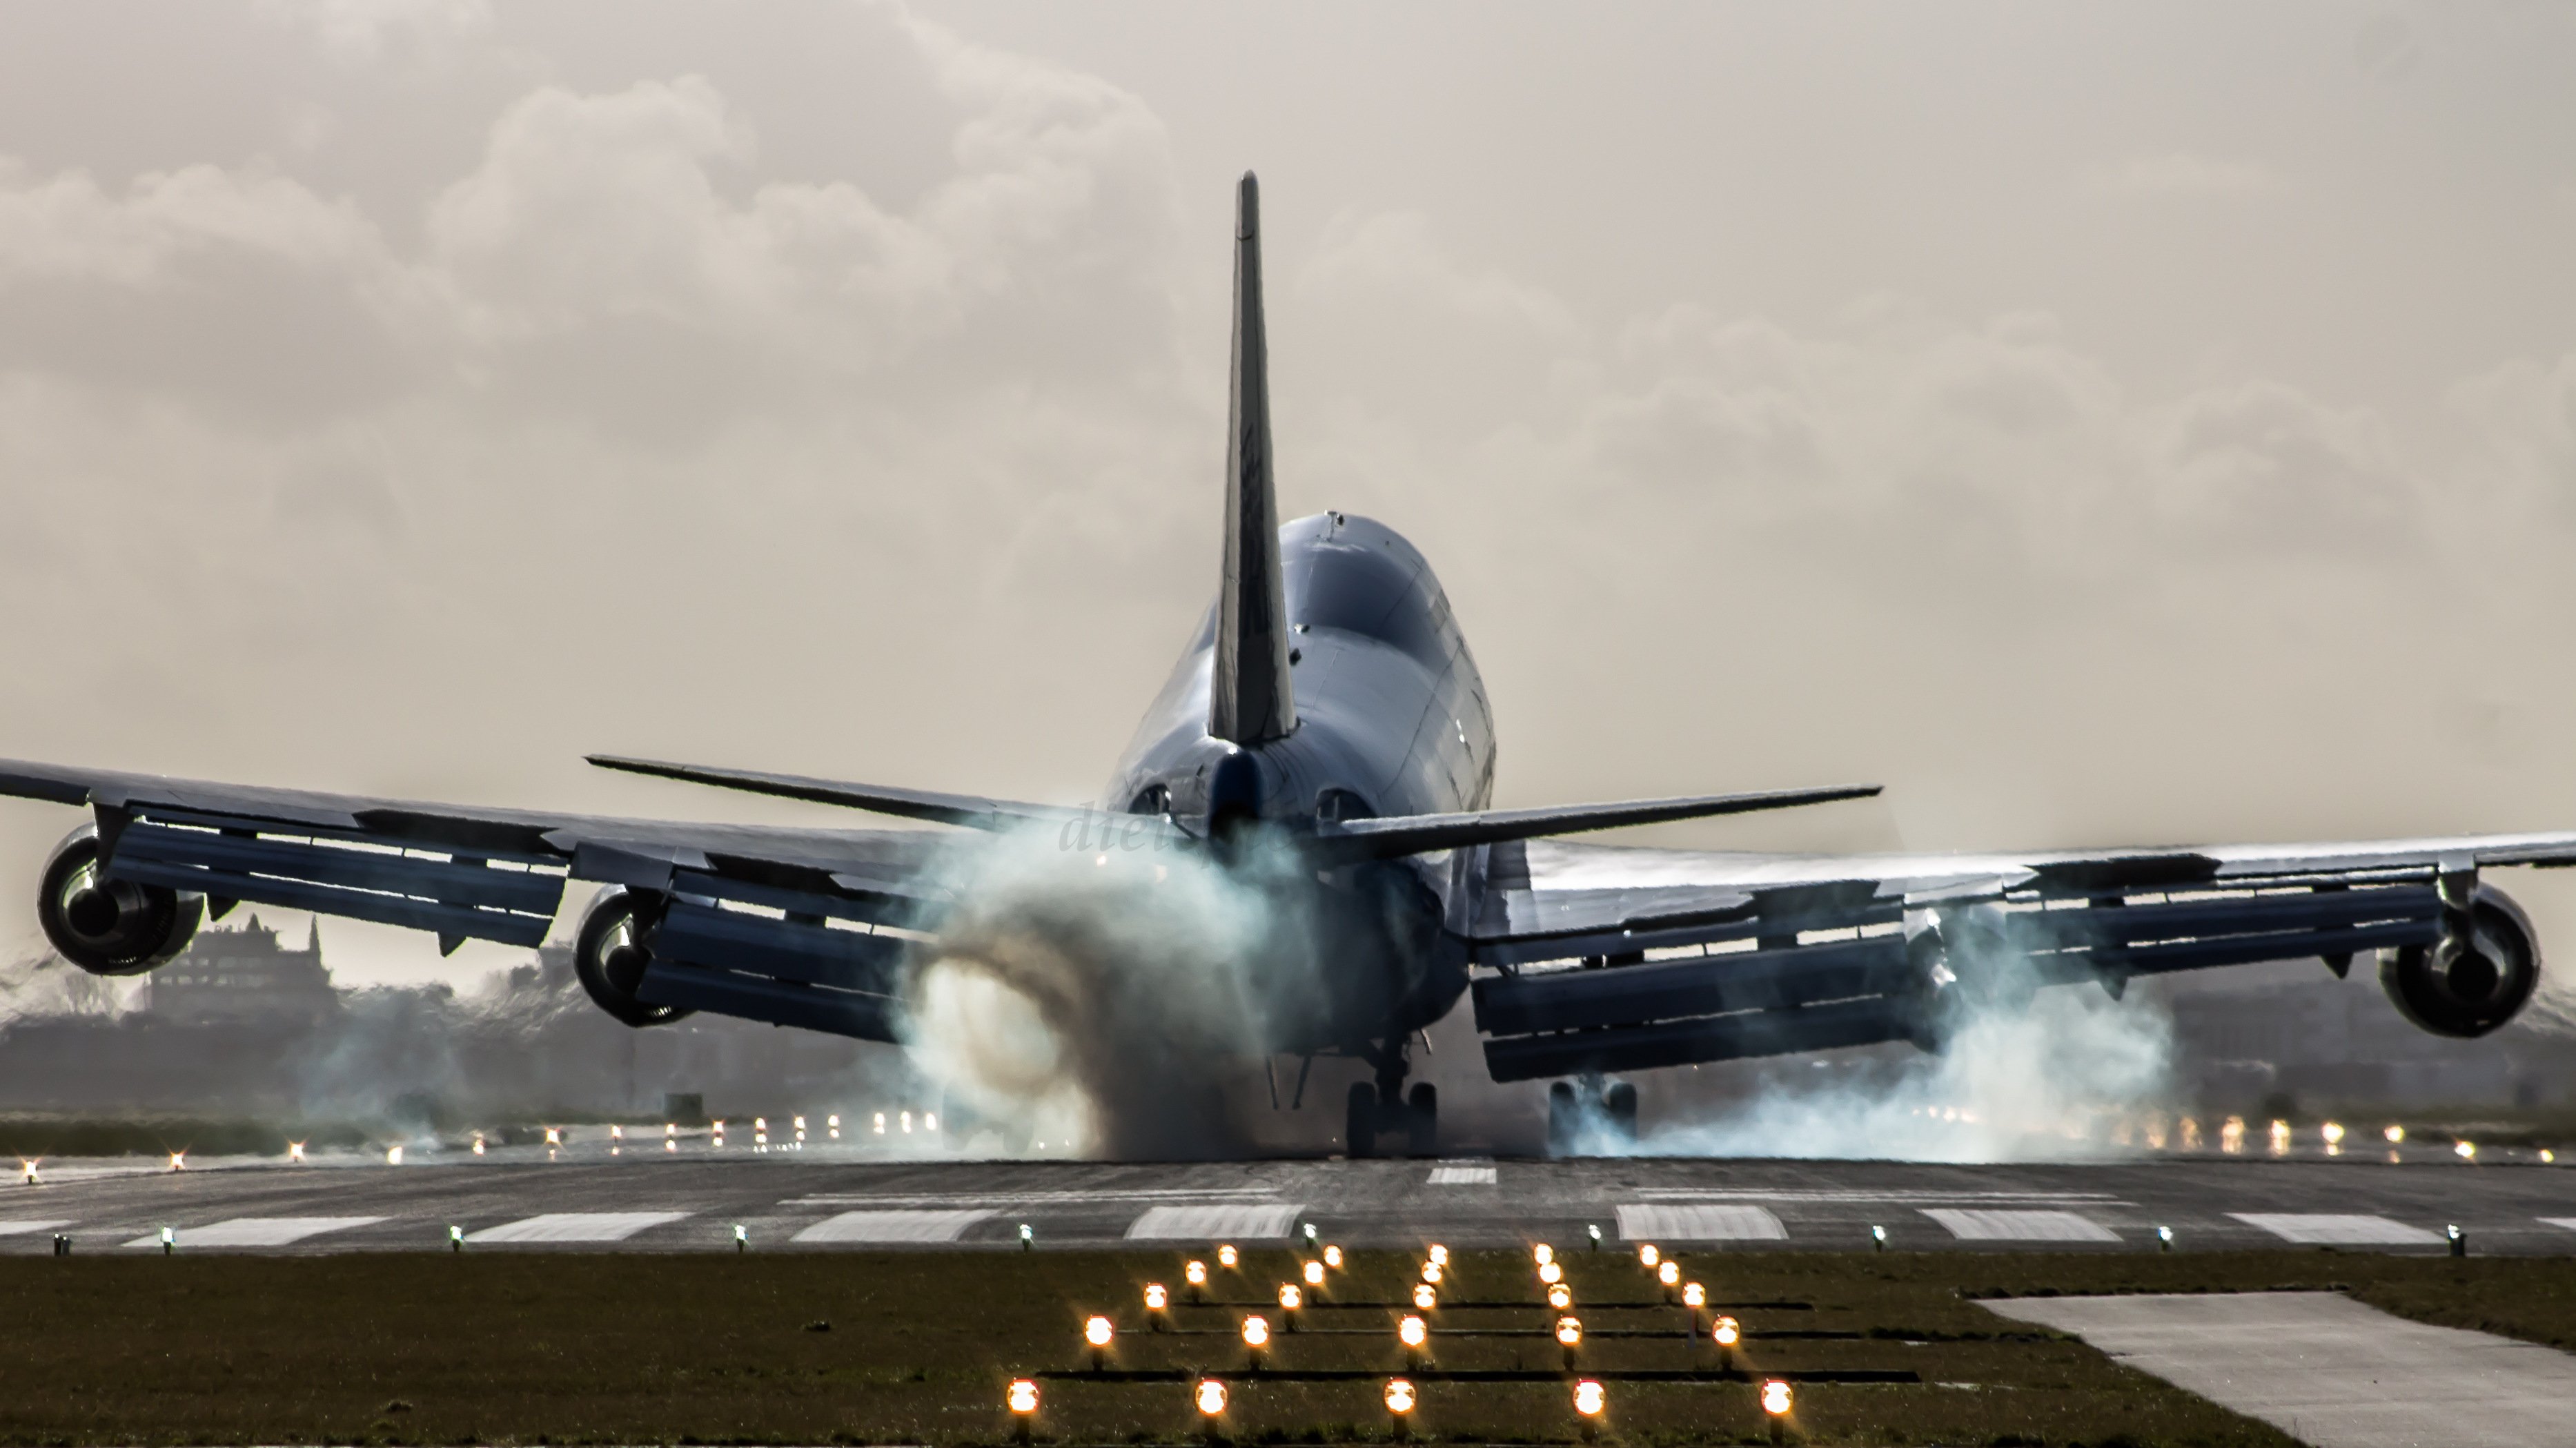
[1208,171,1298,745]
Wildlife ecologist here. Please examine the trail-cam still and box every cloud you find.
[2080,153,2275,198]
[255,0,494,61]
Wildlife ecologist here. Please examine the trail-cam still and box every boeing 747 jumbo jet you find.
[3,175,2559,1155]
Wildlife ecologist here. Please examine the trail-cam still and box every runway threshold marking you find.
[1631,1188,2125,1204]
[1615,1204,1788,1241]
[1125,1203,1305,1240]
[464,1212,689,1244]
[2535,1218,2576,1234]
[1922,1209,2118,1243]
[2228,1213,2442,1246]
[792,1209,994,1244]
[785,1188,1275,1207]
[119,1217,386,1249]
[1985,1292,2576,1447]
[1427,1165,1497,1185]
[0,1220,73,1237]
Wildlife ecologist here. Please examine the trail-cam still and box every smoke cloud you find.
[900,821,1322,1160]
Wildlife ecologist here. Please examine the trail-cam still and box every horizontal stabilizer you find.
[586,754,1076,832]
[1308,783,1881,864]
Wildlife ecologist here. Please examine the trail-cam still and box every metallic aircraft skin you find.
[1,168,2568,1155]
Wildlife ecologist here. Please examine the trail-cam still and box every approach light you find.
[2547,1149,2560,1164]
[472,1135,486,1155]
[1242,1314,1270,1346]
[1007,1379,1040,1415]
[1761,1380,1793,1416]
[1428,1243,1448,1267]
[286,1142,306,1164]
[1195,1378,1228,1417]
[1414,1282,1438,1311]
[1304,1259,1326,1288]
[2268,1119,2290,1155]
[1539,1261,1564,1285]
[448,1224,463,1251]
[1586,1224,1602,1249]
[1085,1315,1114,1348]
[1712,1315,1740,1348]
[159,1225,175,1253]
[1547,1283,1572,1311]
[1638,1244,1660,1269]
[1556,1316,1582,1346]
[1571,1380,1605,1417]
[1399,1315,1428,1349]
[1279,1284,1302,1312]
[2448,1223,2467,1257]
[665,1138,676,1152]
[20,1159,38,1185]
[925,1113,938,1132]
[1384,1378,1416,1414]
[168,1152,185,1172]
[1219,1244,1239,1269]
[1869,1224,1888,1251]
[1019,1223,1034,1250]
[1658,1260,1681,1288]
[1324,1244,1344,1269]
[2322,1121,2346,1146]
[386,1145,404,1166]
[874,1112,887,1135]
[1187,1260,1208,1286]
[733,1223,748,1251]
[544,1126,561,1146]
[2156,1225,2175,1251]
[2457,1139,2479,1160]
[2386,1124,2406,1144]
[1682,1282,1706,1309]
[1533,1244,1554,1266]
[1146,1284,1168,1311]
[1419,1260,1442,1285]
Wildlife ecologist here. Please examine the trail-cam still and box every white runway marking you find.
[1427,1166,1496,1185]
[793,1209,994,1244]
[2230,1213,2441,1246]
[2536,1217,2576,1234]
[1985,1292,2576,1447]
[0,1220,72,1237]
[121,1217,384,1249]
[1125,1203,1304,1240]
[1923,1209,2118,1242]
[1633,1187,2125,1203]
[465,1212,688,1244]
[786,1188,1274,1207]
[1615,1204,1788,1241]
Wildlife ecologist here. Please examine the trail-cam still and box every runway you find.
[11,1141,2576,1255]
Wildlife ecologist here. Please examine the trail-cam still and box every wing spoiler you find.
[1306,783,1882,865]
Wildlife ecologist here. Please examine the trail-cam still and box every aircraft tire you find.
[1406,1082,1438,1156]
[1346,1082,1379,1159]
[1546,1081,1578,1157]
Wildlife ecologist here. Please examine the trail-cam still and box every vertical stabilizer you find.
[1210,171,1297,745]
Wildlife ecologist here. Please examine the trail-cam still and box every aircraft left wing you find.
[0,756,984,1043]
[1460,829,2576,1083]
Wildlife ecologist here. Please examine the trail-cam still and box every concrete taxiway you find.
[10,1145,2576,1255]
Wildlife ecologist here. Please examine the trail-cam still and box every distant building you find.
[146,914,340,1026]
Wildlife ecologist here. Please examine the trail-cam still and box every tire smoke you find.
[898,823,1315,1160]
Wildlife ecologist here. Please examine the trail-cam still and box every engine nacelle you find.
[572,886,694,1028]
[2382,882,2541,1038]
[38,824,201,976]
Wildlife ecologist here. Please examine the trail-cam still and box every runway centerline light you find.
[1218,1244,1239,1269]
[1540,1261,1564,1285]
[1304,1259,1325,1288]
[1547,1283,1571,1311]
[1195,1378,1228,1417]
[1323,1244,1343,1269]
[1638,1244,1660,1269]
[1762,1379,1793,1416]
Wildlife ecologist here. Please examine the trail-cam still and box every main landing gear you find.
[1345,1039,1437,1157]
[1546,1075,1638,1157]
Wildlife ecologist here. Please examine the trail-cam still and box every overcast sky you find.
[2,1,2573,986]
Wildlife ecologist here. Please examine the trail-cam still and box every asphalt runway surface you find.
[12,1142,2576,1255]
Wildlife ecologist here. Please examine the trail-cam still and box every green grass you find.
[10,1246,2566,1446]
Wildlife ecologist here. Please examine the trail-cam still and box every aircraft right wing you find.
[1459,830,2576,1083]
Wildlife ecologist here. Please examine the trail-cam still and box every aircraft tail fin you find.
[1208,171,1298,745]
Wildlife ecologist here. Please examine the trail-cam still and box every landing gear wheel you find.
[1346,1082,1379,1159]
[1546,1081,1578,1157]
[1406,1083,1439,1156]
[1603,1080,1640,1144]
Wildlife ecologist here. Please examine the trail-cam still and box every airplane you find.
[2,173,2557,1157]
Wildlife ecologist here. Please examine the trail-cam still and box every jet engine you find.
[2381,883,2540,1038]
[37,824,201,975]
[572,886,694,1028]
